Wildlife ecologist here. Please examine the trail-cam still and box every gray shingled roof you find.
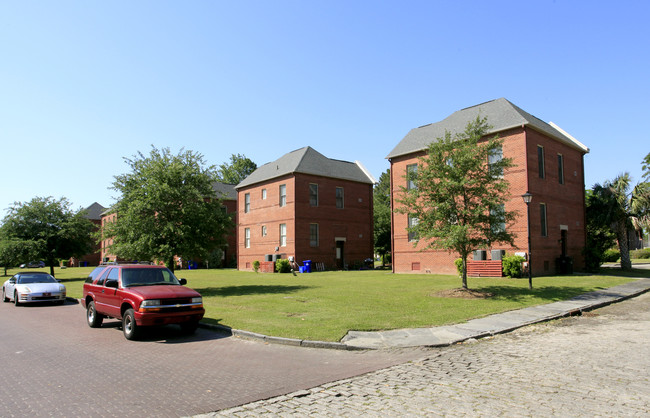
[386,98,589,159]
[236,146,375,189]
[212,181,237,200]
[83,202,106,220]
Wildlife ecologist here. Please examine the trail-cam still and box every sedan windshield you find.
[17,274,57,284]
[121,268,180,287]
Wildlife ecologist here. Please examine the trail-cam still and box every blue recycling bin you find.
[303,260,312,273]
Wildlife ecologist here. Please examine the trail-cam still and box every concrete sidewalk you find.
[340,278,650,349]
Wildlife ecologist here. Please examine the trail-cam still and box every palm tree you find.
[592,173,650,270]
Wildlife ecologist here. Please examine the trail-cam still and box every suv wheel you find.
[122,308,139,340]
[86,301,103,328]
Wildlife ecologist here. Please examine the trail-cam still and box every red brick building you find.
[73,202,105,266]
[236,146,375,271]
[387,98,589,276]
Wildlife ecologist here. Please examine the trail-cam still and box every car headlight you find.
[191,297,202,304]
[22,286,32,293]
[59,285,66,292]
[141,299,161,307]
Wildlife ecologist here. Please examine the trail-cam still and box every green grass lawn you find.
[3,266,645,342]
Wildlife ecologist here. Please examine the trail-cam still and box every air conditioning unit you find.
[491,250,506,260]
[473,250,487,260]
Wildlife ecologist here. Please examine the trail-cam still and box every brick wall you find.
[238,173,373,270]
[390,126,586,276]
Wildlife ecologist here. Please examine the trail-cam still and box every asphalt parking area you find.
[0,299,424,417]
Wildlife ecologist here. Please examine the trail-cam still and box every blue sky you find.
[1,1,648,213]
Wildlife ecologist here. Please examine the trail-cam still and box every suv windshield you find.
[121,268,180,287]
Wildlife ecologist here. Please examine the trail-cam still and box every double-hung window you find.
[537,145,545,179]
[310,223,319,247]
[406,164,417,190]
[408,215,419,242]
[244,193,250,213]
[244,228,250,248]
[540,203,548,237]
[490,204,506,234]
[558,154,565,185]
[279,184,286,207]
[336,187,344,209]
[309,183,318,207]
[279,223,287,247]
[488,146,504,177]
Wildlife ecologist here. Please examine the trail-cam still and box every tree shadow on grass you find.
[195,284,313,297]
[478,285,597,303]
[595,267,650,279]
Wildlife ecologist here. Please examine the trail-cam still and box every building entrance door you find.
[336,240,345,270]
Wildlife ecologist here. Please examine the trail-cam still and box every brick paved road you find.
[204,292,650,417]
[0,299,423,417]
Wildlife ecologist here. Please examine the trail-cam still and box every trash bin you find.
[303,260,312,273]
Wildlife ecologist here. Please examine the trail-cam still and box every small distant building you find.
[387,98,589,276]
[75,202,105,266]
[211,181,238,268]
[236,146,376,271]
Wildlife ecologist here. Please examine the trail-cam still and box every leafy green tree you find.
[584,189,617,271]
[0,197,94,276]
[642,151,650,181]
[103,147,233,272]
[217,153,257,184]
[395,116,516,289]
[373,169,391,266]
[591,173,650,270]
[0,239,39,276]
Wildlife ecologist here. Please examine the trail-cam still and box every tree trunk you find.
[616,222,632,270]
[461,257,468,289]
[167,257,175,273]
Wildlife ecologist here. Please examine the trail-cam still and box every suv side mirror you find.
[179,278,187,285]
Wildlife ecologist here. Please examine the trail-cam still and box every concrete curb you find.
[198,322,364,350]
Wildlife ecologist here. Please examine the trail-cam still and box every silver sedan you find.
[2,272,67,306]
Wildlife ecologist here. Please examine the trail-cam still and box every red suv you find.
[81,264,205,340]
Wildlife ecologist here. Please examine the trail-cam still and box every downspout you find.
[389,158,395,274]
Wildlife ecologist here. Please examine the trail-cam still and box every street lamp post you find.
[522,192,533,289]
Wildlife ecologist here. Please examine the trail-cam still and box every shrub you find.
[630,248,650,259]
[603,248,620,263]
[454,258,463,277]
[275,259,292,273]
[252,260,260,273]
[502,254,526,278]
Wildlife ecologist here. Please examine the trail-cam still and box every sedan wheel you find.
[2,288,8,303]
[122,308,139,340]
[14,291,20,306]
